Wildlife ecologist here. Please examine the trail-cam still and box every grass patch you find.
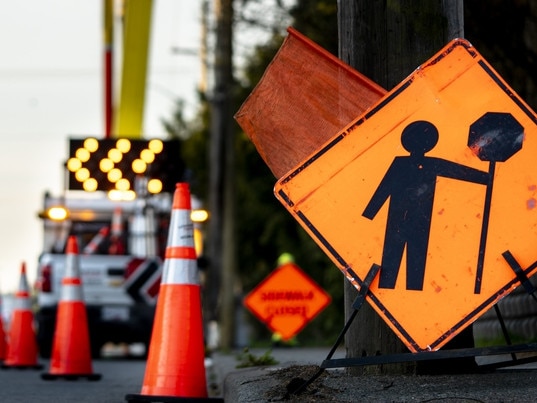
[235,347,279,368]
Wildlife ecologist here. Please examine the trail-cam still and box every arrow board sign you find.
[274,39,537,352]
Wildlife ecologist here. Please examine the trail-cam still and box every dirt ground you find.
[227,363,537,402]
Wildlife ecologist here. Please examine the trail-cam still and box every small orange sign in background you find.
[244,262,331,341]
[275,39,537,352]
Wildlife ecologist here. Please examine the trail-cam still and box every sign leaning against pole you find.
[274,39,537,353]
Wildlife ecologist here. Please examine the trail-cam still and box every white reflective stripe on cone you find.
[13,295,32,310]
[64,254,81,279]
[129,211,157,256]
[161,258,199,285]
[60,283,84,302]
[168,210,194,248]
[18,276,30,293]
[112,207,123,236]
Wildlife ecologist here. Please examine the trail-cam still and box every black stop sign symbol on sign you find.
[468,112,524,294]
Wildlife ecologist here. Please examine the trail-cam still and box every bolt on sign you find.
[243,262,331,341]
[274,39,537,352]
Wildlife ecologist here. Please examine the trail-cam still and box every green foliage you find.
[165,93,211,199]
[160,99,190,140]
[235,347,279,368]
[162,0,537,351]
[162,0,344,346]
[232,0,342,344]
[464,0,537,110]
[290,0,338,55]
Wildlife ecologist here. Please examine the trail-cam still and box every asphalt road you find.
[0,358,146,402]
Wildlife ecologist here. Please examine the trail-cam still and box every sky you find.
[0,0,202,292]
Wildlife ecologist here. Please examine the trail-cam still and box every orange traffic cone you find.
[1,262,42,370]
[126,183,218,402]
[42,236,101,380]
[83,226,110,255]
[109,206,126,255]
[111,206,124,237]
[0,291,7,361]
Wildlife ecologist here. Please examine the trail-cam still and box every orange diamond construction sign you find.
[244,262,331,341]
[274,39,537,352]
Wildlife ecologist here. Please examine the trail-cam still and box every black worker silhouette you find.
[362,120,489,291]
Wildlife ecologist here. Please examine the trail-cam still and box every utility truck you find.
[34,137,201,358]
[35,191,171,358]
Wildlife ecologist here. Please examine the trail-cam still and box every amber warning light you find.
[66,137,184,195]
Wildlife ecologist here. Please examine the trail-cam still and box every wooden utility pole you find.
[338,0,465,374]
[207,0,236,350]
[199,0,210,95]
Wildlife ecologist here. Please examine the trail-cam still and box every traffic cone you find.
[111,206,124,237]
[109,206,126,255]
[42,236,101,380]
[83,226,110,255]
[0,291,7,361]
[1,262,42,369]
[126,183,219,402]
[129,203,157,257]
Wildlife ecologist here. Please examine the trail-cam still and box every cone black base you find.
[125,393,224,402]
[2,363,44,370]
[41,372,102,381]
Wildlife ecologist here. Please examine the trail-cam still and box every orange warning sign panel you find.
[275,39,537,352]
[244,262,331,341]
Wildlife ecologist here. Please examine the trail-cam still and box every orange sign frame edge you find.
[274,38,537,352]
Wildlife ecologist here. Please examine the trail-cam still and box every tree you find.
[164,0,537,353]
[464,0,537,110]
